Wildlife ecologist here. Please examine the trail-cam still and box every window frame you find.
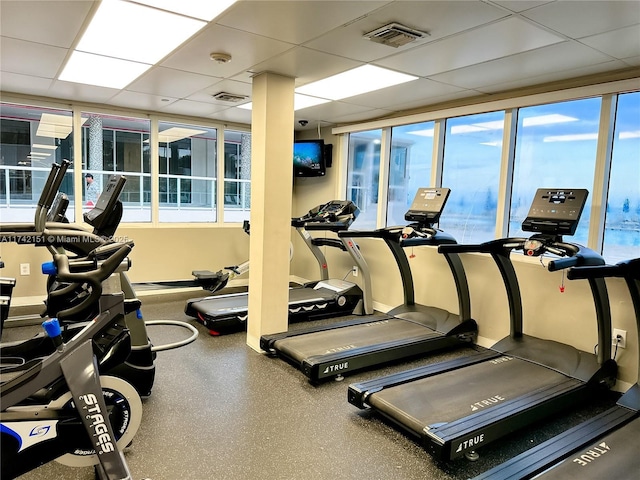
[336,77,639,262]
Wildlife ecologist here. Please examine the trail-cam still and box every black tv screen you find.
[293,139,326,177]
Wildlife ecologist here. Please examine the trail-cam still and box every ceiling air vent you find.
[363,22,429,48]
[212,92,248,102]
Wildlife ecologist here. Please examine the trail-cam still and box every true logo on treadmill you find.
[572,442,610,466]
[455,434,485,453]
[470,395,505,411]
[324,344,356,354]
[323,362,349,374]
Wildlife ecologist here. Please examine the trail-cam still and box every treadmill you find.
[260,188,478,383]
[473,257,640,479]
[348,188,618,461]
[185,200,373,334]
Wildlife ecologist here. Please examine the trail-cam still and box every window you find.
[508,98,602,244]
[158,121,217,223]
[603,92,640,262]
[224,129,251,222]
[439,111,504,243]
[346,129,382,229]
[387,122,434,226]
[82,112,151,222]
[0,104,75,222]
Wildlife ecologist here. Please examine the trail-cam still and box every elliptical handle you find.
[43,160,71,210]
[50,244,132,320]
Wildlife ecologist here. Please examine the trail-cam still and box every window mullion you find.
[495,108,517,239]
[588,94,617,253]
[431,119,445,187]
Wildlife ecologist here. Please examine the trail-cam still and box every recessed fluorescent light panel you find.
[60,51,152,89]
[75,1,205,64]
[236,94,330,111]
[296,65,418,101]
[60,0,237,88]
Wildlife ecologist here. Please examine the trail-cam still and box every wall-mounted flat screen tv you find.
[293,139,326,177]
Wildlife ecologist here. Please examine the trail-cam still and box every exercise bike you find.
[1,242,143,479]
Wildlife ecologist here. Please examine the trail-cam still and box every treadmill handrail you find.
[339,226,470,319]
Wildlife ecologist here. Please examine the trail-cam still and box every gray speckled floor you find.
[5,291,618,480]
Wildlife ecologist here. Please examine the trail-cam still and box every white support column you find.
[246,72,295,351]
[495,109,517,239]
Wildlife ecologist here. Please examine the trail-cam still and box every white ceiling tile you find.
[305,0,509,62]
[250,47,361,86]
[160,24,294,78]
[293,100,378,121]
[580,24,640,60]
[206,107,252,125]
[0,0,92,48]
[521,1,640,38]
[476,60,632,94]
[330,107,395,124]
[622,55,640,67]
[429,41,616,90]
[0,71,53,97]
[0,37,67,78]
[375,17,565,77]
[493,1,555,13]
[217,1,388,44]
[47,80,120,104]
[393,88,481,112]
[106,91,180,111]
[160,99,226,117]
[126,67,220,99]
[335,78,466,110]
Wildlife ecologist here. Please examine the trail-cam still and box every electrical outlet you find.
[612,328,627,349]
[352,266,358,277]
[20,263,30,276]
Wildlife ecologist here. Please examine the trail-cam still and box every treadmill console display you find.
[405,188,451,224]
[522,188,588,236]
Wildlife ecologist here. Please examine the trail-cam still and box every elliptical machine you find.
[0,162,156,397]
[1,241,143,479]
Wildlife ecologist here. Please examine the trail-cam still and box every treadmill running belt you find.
[369,356,579,435]
[535,416,640,479]
[274,318,441,362]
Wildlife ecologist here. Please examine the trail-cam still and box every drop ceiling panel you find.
[47,80,120,104]
[521,1,640,38]
[249,47,361,86]
[107,91,180,111]
[0,38,67,78]
[393,88,481,112]
[294,99,380,120]
[336,78,467,110]
[0,72,54,97]
[493,1,554,13]
[375,17,565,77]
[205,107,252,125]
[159,99,229,117]
[477,59,633,94]
[160,24,294,78]
[580,24,640,60]
[305,0,509,62]
[0,0,92,48]
[330,107,395,124]
[125,67,220,99]
[217,0,389,44]
[430,41,617,90]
